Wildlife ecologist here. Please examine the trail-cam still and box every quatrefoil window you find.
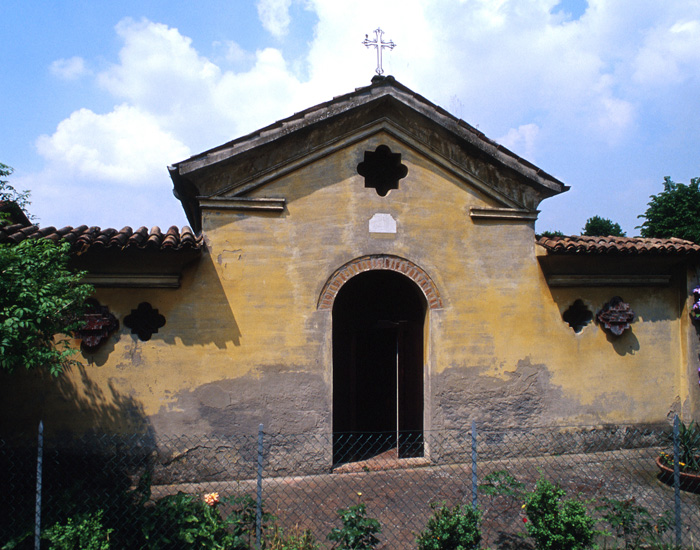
[124,302,166,341]
[357,144,408,197]
[562,299,593,333]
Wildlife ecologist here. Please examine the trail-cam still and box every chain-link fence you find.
[2,420,699,549]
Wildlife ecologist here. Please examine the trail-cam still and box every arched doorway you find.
[332,270,426,464]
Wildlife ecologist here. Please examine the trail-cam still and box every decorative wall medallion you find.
[357,144,408,196]
[597,296,635,336]
[124,302,166,341]
[562,299,593,333]
[75,299,119,352]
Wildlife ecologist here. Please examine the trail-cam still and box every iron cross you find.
[362,28,395,76]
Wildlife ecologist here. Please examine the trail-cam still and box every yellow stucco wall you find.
[4,132,697,440]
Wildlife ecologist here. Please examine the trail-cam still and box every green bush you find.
[43,509,112,550]
[416,502,481,550]
[142,492,258,550]
[327,503,381,549]
[523,478,597,550]
[597,497,672,549]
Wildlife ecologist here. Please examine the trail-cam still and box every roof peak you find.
[171,76,568,231]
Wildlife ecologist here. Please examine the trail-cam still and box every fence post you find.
[471,420,477,510]
[673,414,681,547]
[34,420,43,550]
[256,423,264,550]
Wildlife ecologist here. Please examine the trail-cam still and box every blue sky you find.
[2,0,699,236]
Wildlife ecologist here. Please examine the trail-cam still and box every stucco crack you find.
[161,445,206,466]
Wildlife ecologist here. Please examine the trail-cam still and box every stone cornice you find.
[199,197,286,212]
[469,207,539,221]
[83,273,182,288]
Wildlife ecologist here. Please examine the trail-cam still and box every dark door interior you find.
[332,270,425,464]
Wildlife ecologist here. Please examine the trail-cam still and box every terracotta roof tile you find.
[0,223,202,253]
[537,235,700,256]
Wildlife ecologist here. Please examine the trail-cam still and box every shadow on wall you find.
[0,362,152,441]
[606,328,640,356]
[0,364,157,550]
[159,253,242,349]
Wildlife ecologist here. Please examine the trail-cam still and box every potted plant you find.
[656,420,700,492]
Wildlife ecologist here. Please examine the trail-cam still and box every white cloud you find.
[92,18,310,149]
[498,123,540,160]
[633,19,700,86]
[257,0,293,38]
[27,17,320,229]
[214,40,255,66]
[35,105,190,184]
[97,18,222,114]
[594,96,634,144]
[15,166,189,230]
[212,48,306,136]
[50,56,89,80]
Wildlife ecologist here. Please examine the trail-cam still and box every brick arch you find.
[318,254,443,310]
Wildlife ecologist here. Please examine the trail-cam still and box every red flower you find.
[203,492,219,506]
[522,517,528,523]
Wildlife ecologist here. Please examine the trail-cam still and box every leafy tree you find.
[0,163,93,375]
[0,162,31,215]
[0,238,93,375]
[539,230,564,238]
[637,176,700,243]
[582,215,625,237]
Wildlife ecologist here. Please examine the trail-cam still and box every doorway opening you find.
[332,270,426,465]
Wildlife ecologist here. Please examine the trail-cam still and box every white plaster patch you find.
[369,213,397,233]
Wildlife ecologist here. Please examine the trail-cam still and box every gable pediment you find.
[169,76,568,231]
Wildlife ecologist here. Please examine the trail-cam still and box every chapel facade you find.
[3,76,700,466]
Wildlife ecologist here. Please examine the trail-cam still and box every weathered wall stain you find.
[151,366,330,437]
[433,359,564,429]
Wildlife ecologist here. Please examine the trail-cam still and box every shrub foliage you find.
[416,502,481,550]
[523,478,597,550]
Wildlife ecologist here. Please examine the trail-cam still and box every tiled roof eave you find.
[537,235,700,256]
[0,224,202,253]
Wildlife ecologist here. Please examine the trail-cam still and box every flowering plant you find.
[658,451,689,471]
[204,492,220,506]
[659,420,700,473]
[691,287,700,321]
[142,491,259,550]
